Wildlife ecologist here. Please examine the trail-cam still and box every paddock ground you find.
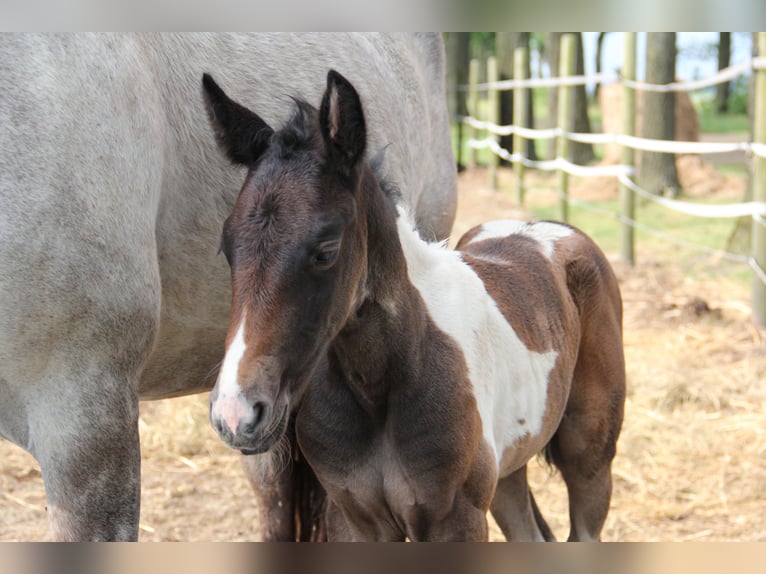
[1,166,764,542]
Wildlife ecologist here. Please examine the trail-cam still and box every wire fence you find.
[457,33,766,319]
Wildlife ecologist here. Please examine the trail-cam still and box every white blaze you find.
[214,313,251,434]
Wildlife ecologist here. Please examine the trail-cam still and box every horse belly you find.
[494,372,571,477]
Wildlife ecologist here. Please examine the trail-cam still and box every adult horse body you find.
[0,33,456,541]
[206,70,625,541]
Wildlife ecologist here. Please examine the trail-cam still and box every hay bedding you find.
[1,168,764,541]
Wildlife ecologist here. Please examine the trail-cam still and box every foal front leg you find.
[408,496,489,542]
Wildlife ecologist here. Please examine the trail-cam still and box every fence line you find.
[464,72,619,92]
[546,185,753,265]
[459,56,766,93]
[468,135,766,220]
[457,33,766,318]
[618,174,766,219]
[461,115,766,156]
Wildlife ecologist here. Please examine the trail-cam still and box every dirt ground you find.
[1,164,764,542]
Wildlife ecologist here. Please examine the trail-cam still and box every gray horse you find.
[0,33,456,541]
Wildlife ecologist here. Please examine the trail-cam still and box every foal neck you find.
[330,169,431,410]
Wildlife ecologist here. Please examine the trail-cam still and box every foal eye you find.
[311,240,341,270]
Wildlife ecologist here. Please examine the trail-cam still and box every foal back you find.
[456,220,625,541]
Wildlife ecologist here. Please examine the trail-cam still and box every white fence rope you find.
[468,138,634,177]
[462,115,763,156]
[463,57,766,93]
[618,174,766,219]
[546,182,766,288]
[547,186,754,265]
[465,72,619,91]
[468,136,766,219]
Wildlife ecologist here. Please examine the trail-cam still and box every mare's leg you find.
[490,466,554,541]
[28,373,143,541]
[0,231,160,540]
[547,331,625,541]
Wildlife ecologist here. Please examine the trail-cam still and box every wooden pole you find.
[752,32,766,326]
[556,34,576,222]
[487,56,500,190]
[620,32,637,266]
[467,58,479,167]
[513,46,528,205]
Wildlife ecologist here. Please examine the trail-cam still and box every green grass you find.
[697,111,750,135]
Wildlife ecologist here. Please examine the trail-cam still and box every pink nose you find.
[212,395,255,435]
[210,391,271,444]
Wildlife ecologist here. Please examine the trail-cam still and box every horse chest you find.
[330,436,421,532]
[297,385,465,539]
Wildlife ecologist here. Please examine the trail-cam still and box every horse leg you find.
[547,337,625,541]
[22,370,142,541]
[241,418,327,541]
[2,247,160,540]
[242,452,296,541]
[490,466,555,541]
[324,500,357,541]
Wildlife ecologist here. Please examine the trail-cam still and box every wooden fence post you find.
[513,46,529,206]
[487,56,499,190]
[556,34,576,222]
[620,32,637,266]
[467,58,479,167]
[752,32,766,326]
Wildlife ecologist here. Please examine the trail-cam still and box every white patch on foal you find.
[213,313,251,434]
[465,220,574,261]
[396,209,559,472]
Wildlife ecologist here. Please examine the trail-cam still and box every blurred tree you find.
[717,32,731,113]
[445,33,471,171]
[496,32,537,162]
[531,33,546,79]
[546,33,594,164]
[594,32,608,102]
[471,32,495,77]
[572,33,595,164]
[639,32,680,197]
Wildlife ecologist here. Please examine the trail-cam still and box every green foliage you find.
[470,33,495,58]
[694,77,750,134]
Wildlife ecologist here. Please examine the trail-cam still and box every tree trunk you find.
[594,32,607,102]
[639,32,680,197]
[445,33,471,171]
[572,33,595,165]
[716,32,731,113]
[496,32,537,163]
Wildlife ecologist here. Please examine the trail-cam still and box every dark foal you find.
[204,70,625,541]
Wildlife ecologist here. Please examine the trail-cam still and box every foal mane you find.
[275,97,401,207]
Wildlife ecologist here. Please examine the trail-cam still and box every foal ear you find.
[202,73,274,166]
[319,70,366,175]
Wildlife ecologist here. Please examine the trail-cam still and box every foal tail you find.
[530,490,556,541]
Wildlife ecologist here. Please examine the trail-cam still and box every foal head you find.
[203,70,374,454]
